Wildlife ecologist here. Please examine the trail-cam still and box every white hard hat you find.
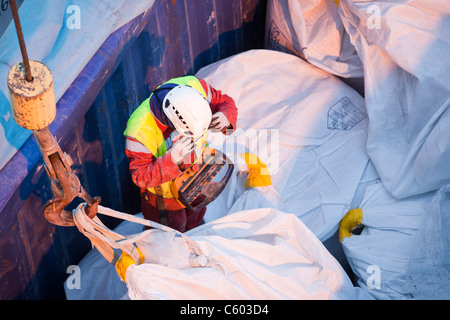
[162,85,212,139]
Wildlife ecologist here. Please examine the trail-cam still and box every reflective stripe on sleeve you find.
[126,138,152,154]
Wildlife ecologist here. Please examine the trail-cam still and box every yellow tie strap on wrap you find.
[240,153,272,188]
[339,208,363,242]
[116,248,145,282]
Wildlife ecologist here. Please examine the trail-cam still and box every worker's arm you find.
[199,78,238,134]
[125,137,183,190]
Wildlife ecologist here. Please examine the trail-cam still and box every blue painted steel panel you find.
[0,0,267,299]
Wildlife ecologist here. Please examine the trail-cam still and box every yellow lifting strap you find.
[116,248,145,282]
[240,153,272,188]
[339,208,363,242]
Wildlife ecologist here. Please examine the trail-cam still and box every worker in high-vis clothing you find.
[124,76,238,232]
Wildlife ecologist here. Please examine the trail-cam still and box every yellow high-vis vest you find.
[124,76,207,198]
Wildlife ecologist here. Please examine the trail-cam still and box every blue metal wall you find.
[0,0,267,300]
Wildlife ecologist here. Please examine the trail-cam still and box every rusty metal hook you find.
[8,1,100,227]
[34,127,101,227]
[44,195,101,227]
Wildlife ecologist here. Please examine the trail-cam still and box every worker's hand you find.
[170,136,194,165]
[209,112,229,132]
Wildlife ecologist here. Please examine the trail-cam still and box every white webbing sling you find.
[72,204,208,272]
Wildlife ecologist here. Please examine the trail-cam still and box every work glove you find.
[209,112,229,132]
[170,135,194,165]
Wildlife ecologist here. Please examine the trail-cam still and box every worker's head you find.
[162,85,212,140]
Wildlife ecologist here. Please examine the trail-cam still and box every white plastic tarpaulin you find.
[0,0,155,170]
[403,184,450,299]
[342,167,450,299]
[131,208,359,300]
[198,49,369,241]
[338,0,450,198]
[67,205,361,300]
[342,161,432,299]
[264,0,364,79]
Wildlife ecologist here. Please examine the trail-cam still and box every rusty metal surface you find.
[33,126,98,227]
